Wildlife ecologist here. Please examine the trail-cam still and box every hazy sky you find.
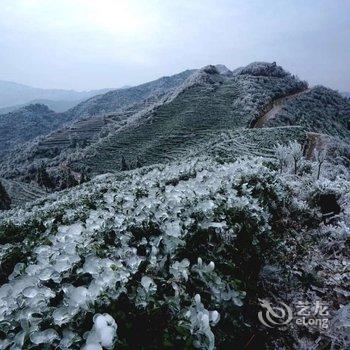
[1,0,349,91]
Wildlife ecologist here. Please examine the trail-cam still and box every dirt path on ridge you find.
[253,88,311,128]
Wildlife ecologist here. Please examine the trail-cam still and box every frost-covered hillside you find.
[264,86,350,140]
[0,69,197,186]
[0,62,349,348]
[0,104,68,156]
[0,62,309,186]
[0,148,349,349]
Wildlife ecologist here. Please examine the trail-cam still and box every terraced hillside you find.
[61,69,195,120]
[193,126,307,161]
[1,63,306,185]
[32,70,196,153]
[1,62,350,206]
[0,69,197,180]
[2,69,194,152]
[0,71,195,164]
[74,64,307,174]
[33,95,168,155]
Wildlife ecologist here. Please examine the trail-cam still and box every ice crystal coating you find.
[0,153,349,349]
[82,313,117,349]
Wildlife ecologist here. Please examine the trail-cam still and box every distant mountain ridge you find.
[0,99,82,114]
[62,69,195,120]
[0,80,112,108]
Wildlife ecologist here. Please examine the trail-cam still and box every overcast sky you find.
[1,0,349,91]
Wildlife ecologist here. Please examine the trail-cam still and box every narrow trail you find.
[252,88,311,128]
[304,132,329,159]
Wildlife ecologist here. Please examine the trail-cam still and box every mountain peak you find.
[238,61,291,78]
[199,64,232,76]
[178,64,228,89]
[214,64,233,76]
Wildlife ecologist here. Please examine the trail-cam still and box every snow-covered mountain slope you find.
[0,61,349,350]
[0,104,70,156]
[1,62,349,210]
[263,86,350,140]
[0,63,308,184]
[0,69,194,158]
[62,69,195,120]
[73,64,306,175]
[0,150,349,349]
[0,69,197,183]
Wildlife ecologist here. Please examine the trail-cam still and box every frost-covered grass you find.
[0,152,349,349]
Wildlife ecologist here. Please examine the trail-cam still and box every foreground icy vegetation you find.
[0,152,349,349]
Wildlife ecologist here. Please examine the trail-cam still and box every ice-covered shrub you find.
[289,141,303,174]
[82,313,118,350]
[314,148,327,179]
[0,153,348,349]
[275,143,290,173]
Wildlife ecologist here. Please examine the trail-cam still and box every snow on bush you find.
[0,153,349,349]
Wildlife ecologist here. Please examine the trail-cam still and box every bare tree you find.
[289,141,303,174]
[0,181,11,210]
[314,148,327,180]
[121,156,129,171]
[37,164,54,190]
[275,143,289,173]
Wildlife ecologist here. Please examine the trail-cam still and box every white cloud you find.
[0,0,349,90]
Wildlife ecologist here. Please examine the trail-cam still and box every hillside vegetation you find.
[63,69,195,120]
[0,62,349,349]
[0,104,69,156]
[0,70,196,182]
[265,86,350,140]
[75,64,306,175]
[0,62,349,206]
[0,149,348,349]
[0,63,310,184]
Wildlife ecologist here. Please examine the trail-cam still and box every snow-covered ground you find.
[0,149,349,349]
